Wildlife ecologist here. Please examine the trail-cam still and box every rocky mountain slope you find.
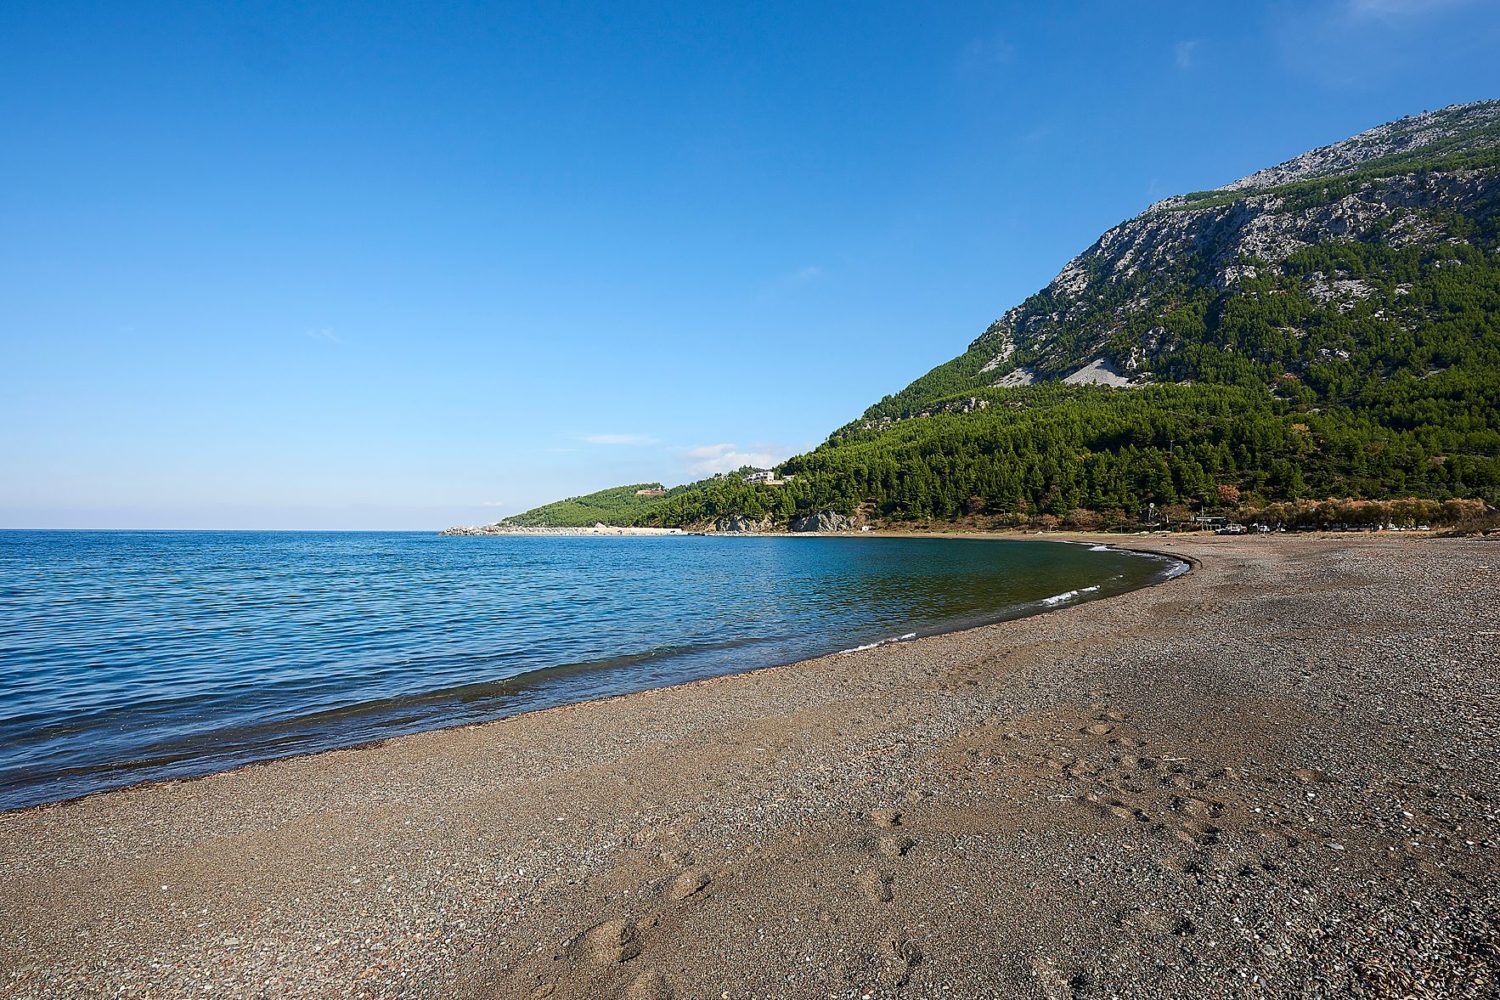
[468,102,1500,532]
[862,101,1500,422]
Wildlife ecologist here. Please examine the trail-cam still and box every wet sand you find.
[2,535,1497,998]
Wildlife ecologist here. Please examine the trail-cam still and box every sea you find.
[0,531,1181,811]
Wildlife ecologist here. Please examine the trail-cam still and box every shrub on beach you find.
[1250,497,1487,530]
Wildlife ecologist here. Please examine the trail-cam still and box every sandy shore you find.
[2,535,1497,998]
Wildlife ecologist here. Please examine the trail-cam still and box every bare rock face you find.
[714,515,771,533]
[789,511,854,533]
[969,167,1500,384]
[1216,101,1500,193]
[1061,357,1135,387]
[859,100,1500,424]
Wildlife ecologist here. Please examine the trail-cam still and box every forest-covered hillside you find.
[500,484,676,527]
[491,103,1500,531]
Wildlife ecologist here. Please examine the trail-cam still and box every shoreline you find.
[1,535,1185,817]
[3,534,1495,998]
[439,525,688,536]
[436,524,1450,544]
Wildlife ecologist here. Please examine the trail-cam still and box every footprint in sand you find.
[882,932,923,986]
[861,870,895,904]
[864,804,916,858]
[1044,753,1077,772]
[1172,795,1224,820]
[624,970,674,1000]
[1116,905,1194,937]
[570,918,642,964]
[665,870,710,902]
[1081,793,1151,824]
[1174,819,1222,846]
[1065,759,1100,780]
[878,835,916,858]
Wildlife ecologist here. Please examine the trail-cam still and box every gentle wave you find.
[839,631,919,654]
[1039,584,1103,606]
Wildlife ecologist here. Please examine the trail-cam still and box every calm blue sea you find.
[0,531,1176,811]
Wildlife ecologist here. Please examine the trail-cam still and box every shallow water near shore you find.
[0,531,1174,810]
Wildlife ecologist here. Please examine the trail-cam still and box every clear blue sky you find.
[3,1,1496,529]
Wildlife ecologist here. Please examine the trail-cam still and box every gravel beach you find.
[1,534,1497,999]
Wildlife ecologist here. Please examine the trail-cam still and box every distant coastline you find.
[438,523,686,536]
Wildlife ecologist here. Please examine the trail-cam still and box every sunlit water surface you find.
[0,531,1179,810]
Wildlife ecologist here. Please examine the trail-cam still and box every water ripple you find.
[0,531,1167,810]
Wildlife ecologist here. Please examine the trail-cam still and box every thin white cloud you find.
[1274,0,1479,86]
[478,500,508,507]
[1018,124,1054,147]
[756,264,826,303]
[305,327,343,344]
[682,443,786,476]
[1174,39,1200,70]
[958,33,1015,75]
[580,433,659,446]
[1347,0,1466,15]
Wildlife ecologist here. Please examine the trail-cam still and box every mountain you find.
[486,102,1500,532]
[863,100,1500,421]
[496,483,687,528]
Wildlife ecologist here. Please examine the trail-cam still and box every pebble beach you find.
[1,534,1496,998]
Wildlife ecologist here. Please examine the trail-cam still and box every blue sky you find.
[2,1,1496,529]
